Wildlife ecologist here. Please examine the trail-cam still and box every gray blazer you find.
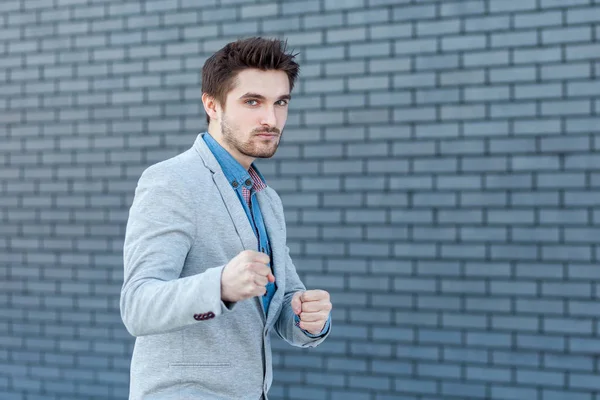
[120,133,329,400]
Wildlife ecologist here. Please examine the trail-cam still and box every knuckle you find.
[241,250,254,260]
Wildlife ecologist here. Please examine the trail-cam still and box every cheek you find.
[276,108,288,125]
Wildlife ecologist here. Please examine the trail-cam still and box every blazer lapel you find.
[256,191,286,328]
[211,171,258,252]
[194,134,258,252]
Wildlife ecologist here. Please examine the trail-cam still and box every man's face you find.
[216,69,290,167]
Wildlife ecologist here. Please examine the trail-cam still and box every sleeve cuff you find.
[294,314,331,338]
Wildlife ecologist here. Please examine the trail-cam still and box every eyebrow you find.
[239,92,291,101]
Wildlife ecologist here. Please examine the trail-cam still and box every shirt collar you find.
[203,132,267,191]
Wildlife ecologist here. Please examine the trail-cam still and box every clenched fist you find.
[291,290,332,335]
[221,250,275,303]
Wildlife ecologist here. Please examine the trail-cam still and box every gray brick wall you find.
[1,0,599,399]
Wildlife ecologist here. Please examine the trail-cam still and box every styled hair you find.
[201,37,300,124]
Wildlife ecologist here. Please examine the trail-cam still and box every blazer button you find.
[206,312,215,319]
[193,314,201,321]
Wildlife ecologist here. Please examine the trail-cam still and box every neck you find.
[207,124,254,170]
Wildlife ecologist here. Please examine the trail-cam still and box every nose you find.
[260,106,277,128]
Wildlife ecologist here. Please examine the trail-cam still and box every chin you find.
[253,147,278,159]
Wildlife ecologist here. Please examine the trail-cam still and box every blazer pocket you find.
[169,362,231,368]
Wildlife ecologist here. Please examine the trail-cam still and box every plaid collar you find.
[203,132,267,197]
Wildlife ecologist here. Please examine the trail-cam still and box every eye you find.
[276,100,288,106]
[245,99,259,106]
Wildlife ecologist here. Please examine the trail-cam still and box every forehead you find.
[228,69,290,99]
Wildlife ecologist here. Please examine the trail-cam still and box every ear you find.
[202,93,220,122]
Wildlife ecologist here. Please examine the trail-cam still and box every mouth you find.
[255,133,279,139]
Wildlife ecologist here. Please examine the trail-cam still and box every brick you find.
[417,362,461,379]
[570,338,600,354]
[568,265,600,280]
[344,176,386,191]
[464,121,509,137]
[372,360,411,375]
[512,155,561,171]
[437,175,482,190]
[544,317,593,335]
[515,46,562,64]
[414,88,459,106]
[571,373,600,391]
[394,38,437,55]
[369,91,411,107]
[542,100,591,116]
[416,53,460,71]
[543,26,592,45]
[442,382,486,398]
[348,9,389,25]
[324,61,364,77]
[304,78,344,94]
[392,4,436,21]
[565,190,600,206]
[568,80,600,97]
[490,0,536,12]
[222,21,259,36]
[491,102,537,118]
[8,12,38,26]
[325,27,366,44]
[515,82,563,100]
[544,390,592,400]
[567,6,600,24]
[461,226,508,241]
[241,3,278,18]
[348,76,389,91]
[467,365,511,383]
[160,11,199,26]
[489,138,535,155]
[440,70,486,86]
[490,66,537,84]
[465,15,510,31]
[467,332,511,348]
[303,13,343,29]
[441,104,485,120]
[394,107,436,122]
[545,353,594,372]
[491,386,538,400]
[514,119,561,136]
[349,42,391,58]
[463,50,510,67]
[465,86,510,102]
[393,72,436,89]
[323,0,364,10]
[417,19,461,36]
[370,23,411,39]
[280,0,320,15]
[394,377,437,395]
[440,0,485,16]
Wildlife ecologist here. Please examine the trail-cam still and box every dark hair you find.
[201,37,300,124]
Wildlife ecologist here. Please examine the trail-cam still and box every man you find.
[120,37,332,400]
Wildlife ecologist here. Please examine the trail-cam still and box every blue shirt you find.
[204,133,329,337]
[203,133,276,314]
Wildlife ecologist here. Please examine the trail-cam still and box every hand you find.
[291,290,332,335]
[221,250,275,303]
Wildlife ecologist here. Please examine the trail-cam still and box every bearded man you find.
[120,37,332,400]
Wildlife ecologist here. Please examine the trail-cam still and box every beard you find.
[220,114,282,160]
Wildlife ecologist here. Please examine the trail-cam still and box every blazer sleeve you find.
[274,246,331,348]
[120,165,233,337]
[270,189,331,347]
